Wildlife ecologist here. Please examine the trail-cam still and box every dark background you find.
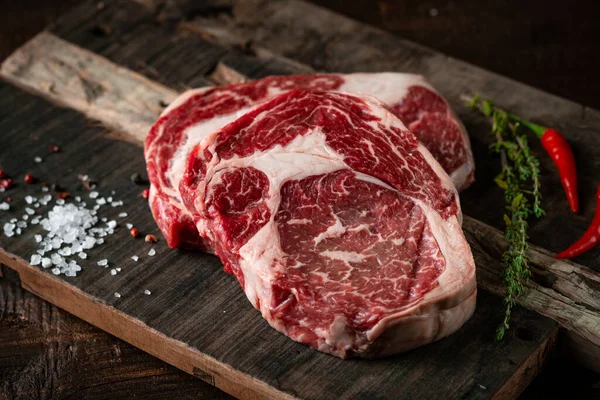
[1,0,600,398]
[2,0,599,108]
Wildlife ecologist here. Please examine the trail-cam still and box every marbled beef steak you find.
[178,90,476,358]
[145,73,474,250]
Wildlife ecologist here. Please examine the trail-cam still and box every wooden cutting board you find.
[0,0,599,398]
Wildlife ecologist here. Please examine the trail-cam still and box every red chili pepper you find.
[48,145,60,153]
[141,189,150,199]
[57,192,69,199]
[556,186,600,259]
[508,115,578,213]
[130,227,140,238]
[0,169,5,178]
[540,129,578,213]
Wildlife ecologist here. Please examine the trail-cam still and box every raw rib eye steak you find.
[145,73,474,250]
[180,90,476,358]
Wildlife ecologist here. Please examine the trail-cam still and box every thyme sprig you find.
[468,95,545,340]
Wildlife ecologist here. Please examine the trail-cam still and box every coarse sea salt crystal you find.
[144,289,151,295]
[34,156,42,163]
[22,215,29,221]
[97,198,107,205]
[118,212,127,218]
[25,195,34,204]
[23,194,124,277]
[0,202,10,211]
[101,217,107,222]
[148,248,156,256]
[126,223,133,229]
[89,191,99,199]
[16,228,22,235]
[51,237,62,249]
[51,254,63,265]
[82,237,96,249]
[110,269,117,275]
[114,292,121,298]
[41,186,49,192]
[52,268,60,275]
[58,247,72,256]
[107,197,113,202]
[131,255,139,262]
[30,254,41,266]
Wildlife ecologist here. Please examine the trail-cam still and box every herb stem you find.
[467,95,544,339]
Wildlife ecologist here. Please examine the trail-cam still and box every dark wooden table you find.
[1,1,599,398]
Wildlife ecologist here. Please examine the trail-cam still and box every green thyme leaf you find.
[467,95,545,340]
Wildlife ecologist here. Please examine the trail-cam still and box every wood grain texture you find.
[465,216,600,374]
[0,268,232,400]
[0,31,177,143]
[2,24,599,373]
[0,73,558,400]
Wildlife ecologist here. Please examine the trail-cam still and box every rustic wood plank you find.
[465,216,600,374]
[2,29,598,377]
[0,270,232,399]
[0,31,176,143]
[0,76,557,399]
[49,0,226,90]
[179,0,600,271]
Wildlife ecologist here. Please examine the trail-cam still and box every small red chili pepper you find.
[540,129,578,213]
[4,197,11,203]
[24,173,35,184]
[130,227,140,238]
[0,169,5,178]
[508,115,578,213]
[141,189,150,199]
[0,178,13,189]
[57,192,69,199]
[48,145,60,153]
[556,186,600,259]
